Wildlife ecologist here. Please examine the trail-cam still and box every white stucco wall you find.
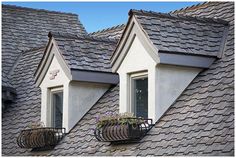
[40,45,110,132]
[117,31,202,123]
[68,82,109,131]
[117,35,157,118]
[40,51,70,129]
[155,65,201,121]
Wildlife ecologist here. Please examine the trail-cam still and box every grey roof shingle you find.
[49,2,234,156]
[131,9,229,57]
[2,48,44,155]
[2,4,87,87]
[89,24,125,39]
[49,32,117,72]
[2,72,13,88]
[2,2,234,156]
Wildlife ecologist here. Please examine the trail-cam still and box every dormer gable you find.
[34,32,119,132]
[112,9,229,122]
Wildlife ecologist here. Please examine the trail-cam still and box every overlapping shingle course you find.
[131,9,229,57]
[50,32,117,72]
[89,24,125,39]
[2,4,86,87]
[2,2,234,156]
[50,2,234,156]
[2,48,44,155]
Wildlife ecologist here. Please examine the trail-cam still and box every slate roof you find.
[89,24,125,39]
[49,2,234,156]
[2,2,234,156]
[2,47,44,155]
[131,9,229,57]
[49,32,117,72]
[2,72,13,88]
[2,4,86,87]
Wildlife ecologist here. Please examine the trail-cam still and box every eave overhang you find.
[35,32,119,87]
[158,51,216,68]
[71,69,119,84]
[111,10,224,72]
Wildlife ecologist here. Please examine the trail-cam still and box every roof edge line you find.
[3,4,78,16]
[89,24,126,35]
[70,68,118,75]
[71,69,119,85]
[129,8,229,25]
[49,31,118,43]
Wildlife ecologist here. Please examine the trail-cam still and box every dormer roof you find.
[111,8,229,72]
[48,32,117,72]
[34,32,119,86]
[129,9,229,57]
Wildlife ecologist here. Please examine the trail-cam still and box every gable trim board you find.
[34,32,119,132]
[35,38,72,87]
[218,25,230,58]
[111,11,226,73]
[116,28,203,122]
[111,16,160,72]
[2,4,87,92]
[112,9,230,123]
[35,34,119,86]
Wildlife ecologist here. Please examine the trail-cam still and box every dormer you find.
[35,32,119,132]
[111,10,229,122]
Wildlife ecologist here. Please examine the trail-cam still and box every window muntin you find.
[130,72,148,118]
[50,88,63,128]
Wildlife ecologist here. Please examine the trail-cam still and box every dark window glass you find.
[52,91,63,128]
[133,77,148,118]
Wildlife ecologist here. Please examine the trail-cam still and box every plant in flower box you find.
[94,112,153,142]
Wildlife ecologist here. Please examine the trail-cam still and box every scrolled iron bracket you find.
[17,127,66,150]
[94,118,154,143]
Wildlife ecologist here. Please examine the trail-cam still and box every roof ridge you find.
[89,24,126,35]
[170,2,208,14]
[49,31,118,43]
[2,4,78,16]
[129,8,229,25]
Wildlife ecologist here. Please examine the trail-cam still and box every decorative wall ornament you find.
[49,69,60,80]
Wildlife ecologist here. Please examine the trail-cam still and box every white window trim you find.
[48,86,64,128]
[128,71,148,116]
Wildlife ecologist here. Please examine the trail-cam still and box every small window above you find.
[130,72,148,118]
[49,87,63,128]
[51,90,63,128]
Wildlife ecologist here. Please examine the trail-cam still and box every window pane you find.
[52,92,63,128]
[134,77,148,118]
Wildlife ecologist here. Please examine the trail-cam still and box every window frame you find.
[49,86,64,128]
[129,71,148,117]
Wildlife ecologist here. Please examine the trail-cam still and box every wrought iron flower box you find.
[17,127,65,150]
[94,118,153,142]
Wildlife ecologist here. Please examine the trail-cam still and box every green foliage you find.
[27,121,45,129]
[96,112,144,129]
